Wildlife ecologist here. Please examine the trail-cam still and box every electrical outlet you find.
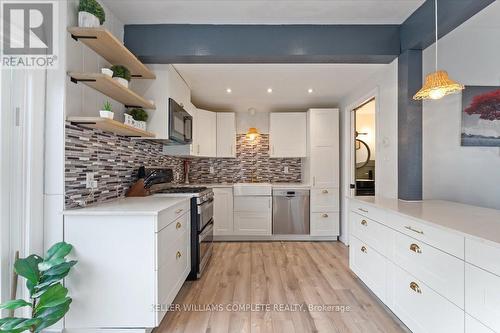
[209,166,215,174]
[284,166,289,174]
[86,173,97,189]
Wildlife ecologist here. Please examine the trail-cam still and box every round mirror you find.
[355,139,371,169]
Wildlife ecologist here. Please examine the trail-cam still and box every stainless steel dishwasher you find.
[272,189,310,234]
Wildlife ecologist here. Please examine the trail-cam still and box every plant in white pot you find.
[78,0,105,28]
[99,101,114,119]
[110,65,131,88]
[127,108,148,130]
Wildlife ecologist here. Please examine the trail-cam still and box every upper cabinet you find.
[269,112,307,158]
[195,109,217,157]
[309,109,339,147]
[216,113,236,158]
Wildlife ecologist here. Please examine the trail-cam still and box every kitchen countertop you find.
[191,183,311,189]
[63,196,189,216]
[351,196,500,245]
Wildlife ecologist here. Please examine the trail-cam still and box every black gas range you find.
[141,168,214,280]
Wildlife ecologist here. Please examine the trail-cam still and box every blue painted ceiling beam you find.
[124,24,401,64]
[401,0,495,52]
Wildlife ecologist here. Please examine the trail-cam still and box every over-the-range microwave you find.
[168,98,193,145]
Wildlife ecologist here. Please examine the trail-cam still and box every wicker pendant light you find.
[413,0,464,100]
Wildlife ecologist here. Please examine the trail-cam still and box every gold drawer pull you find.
[410,282,422,294]
[175,208,184,214]
[322,189,329,194]
[410,243,422,254]
[361,246,367,253]
[361,219,368,226]
[176,222,182,230]
[322,213,329,218]
[358,208,368,213]
[405,226,424,235]
[176,251,182,259]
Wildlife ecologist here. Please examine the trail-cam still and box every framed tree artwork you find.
[461,86,500,146]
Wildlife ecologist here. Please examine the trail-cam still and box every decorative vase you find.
[136,121,147,130]
[99,110,114,119]
[113,77,128,88]
[78,11,100,28]
[101,68,113,77]
[124,114,135,126]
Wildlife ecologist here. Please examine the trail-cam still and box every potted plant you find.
[101,67,113,77]
[126,108,148,130]
[110,65,131,88]
[78,0,105,28]
[99,101,114,119]
[0,242,77,332]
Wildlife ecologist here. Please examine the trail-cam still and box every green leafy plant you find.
[0,242,77,333]
[127,108,148,122]
[110,65,131,82]
[103,101,112,111]
[78,0,105,25]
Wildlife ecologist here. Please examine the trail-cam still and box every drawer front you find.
[350,236,387,302]
[466,315,495,333]
[393,231,464,308]
[157,200,190,232]
[157,213,189,270]
[465,238,500,277]
[350,211,393,257]
[311,188,339,212]
[465,263,500,333]
[234,211,271,236]
[349,199,386,222]
[310,212,339,236]
[234,196,271,212]
[157,231,189,308]
[389,213,464,259]
[391,264,464,333]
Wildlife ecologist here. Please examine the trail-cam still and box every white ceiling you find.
[101,0,424,25]
[174,64,387,113]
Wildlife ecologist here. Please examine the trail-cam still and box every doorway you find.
[352,98,376,196]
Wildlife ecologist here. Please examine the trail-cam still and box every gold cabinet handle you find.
[405,226,424,235]
[361,246,367,253]
[176,251,182,259]
[410,243,422,254]
[176,222,182,230]
[358,208,368,213]
[322,189,329,194]
[410,282,422,294]
[175,208,184,214]
[322,213,329,218]
[361,219,368,226]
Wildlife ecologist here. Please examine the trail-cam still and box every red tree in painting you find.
[465,89,500,120]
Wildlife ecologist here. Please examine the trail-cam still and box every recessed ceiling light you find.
[308,88,314,94]
[226,88,232,93]
[267,88,273,93]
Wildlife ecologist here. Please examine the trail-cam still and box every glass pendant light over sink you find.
[246,127,259,140]
[413,0,464,100]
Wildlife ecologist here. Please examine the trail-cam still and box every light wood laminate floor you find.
[158,242,408,333]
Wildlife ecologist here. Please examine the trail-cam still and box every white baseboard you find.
[213,235,338,242]
[63,329,152,333]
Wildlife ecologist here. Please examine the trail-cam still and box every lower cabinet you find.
[213,187,234,236]
[233,196,272,236]
[310,211,339,236]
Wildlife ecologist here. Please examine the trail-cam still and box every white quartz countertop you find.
[63,197,189,216]
[351,196,500,245]
[194,183,311,189]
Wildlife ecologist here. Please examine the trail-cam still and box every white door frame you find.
[342,87,379,245]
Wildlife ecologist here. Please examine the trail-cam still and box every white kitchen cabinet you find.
[213,187,234,235]
[195,108,217,157]
[309,108,339,147]
[269,112,307,158]
[216,112,236,158]
[310,147,339,188]
[64,198,191,331]
[233,196,272,236]
[310,212,339,236]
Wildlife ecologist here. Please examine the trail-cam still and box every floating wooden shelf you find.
[68,72,156,109]
[68,27,155,79]
[67,117,155,137]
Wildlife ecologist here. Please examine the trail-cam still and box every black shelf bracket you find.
[124,105,142,109]
[71,34,98,41]
[70,77,97,84]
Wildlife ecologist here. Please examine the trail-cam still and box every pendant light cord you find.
[435,0,438,70]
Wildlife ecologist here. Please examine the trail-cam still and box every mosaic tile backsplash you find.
[65,123,184,208]
[187,134,302,184]
[65,127,301,208]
